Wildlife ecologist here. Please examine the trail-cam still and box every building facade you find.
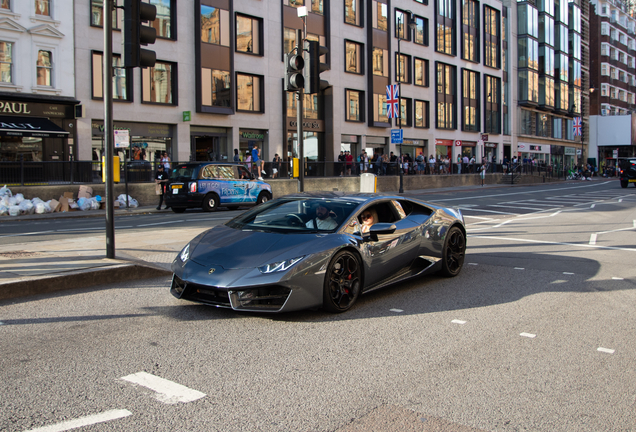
[0,0,78,163]
[69,0,512,174]
[514,0,589,171]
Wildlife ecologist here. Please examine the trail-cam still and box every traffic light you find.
[285,52,305,92]
[122,0,157,68]
[303,40,329,94]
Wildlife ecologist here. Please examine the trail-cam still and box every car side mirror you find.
[369,223,397,235]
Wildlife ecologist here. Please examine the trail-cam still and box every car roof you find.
[280,191,443,208]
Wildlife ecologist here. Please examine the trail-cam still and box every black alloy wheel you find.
[620,180,628,188]
[323,250,362,313]
[440,226,466,277]
[202,193,220,212]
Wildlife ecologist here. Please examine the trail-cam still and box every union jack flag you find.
[573,117,582,136]
[386,84,399,119]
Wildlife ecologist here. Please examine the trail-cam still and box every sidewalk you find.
[0,177,608,302]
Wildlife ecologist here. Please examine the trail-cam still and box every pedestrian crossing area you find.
[435,189,636,229]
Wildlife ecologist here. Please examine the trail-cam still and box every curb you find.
[0,263,172,302]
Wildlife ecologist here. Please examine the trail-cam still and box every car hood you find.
[189,225,326,269]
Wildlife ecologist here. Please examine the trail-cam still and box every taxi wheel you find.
[257,192,271,205]
[202,193,220,212]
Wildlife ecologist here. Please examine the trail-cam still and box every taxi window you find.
[201,165,218,179]
[217,166,234,179]
[235,166,251,179]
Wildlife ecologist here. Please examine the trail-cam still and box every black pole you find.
[104,0,115,258]
[398,16,403,194]
[297,29,304,193]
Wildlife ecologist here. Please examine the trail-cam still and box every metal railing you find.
[0,159,571,186]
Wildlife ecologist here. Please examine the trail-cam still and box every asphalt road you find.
[1,181,635,432]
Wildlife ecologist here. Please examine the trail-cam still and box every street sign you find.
[481,134,488,141]
[454,140,462,147]
[391,129,403,144]
[114,129,130,148]
[613,149,619,158]
[183,111,191,122]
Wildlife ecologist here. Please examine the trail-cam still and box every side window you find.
[236,166,251,179]
[201,165,217,179]
[218,166,234,179]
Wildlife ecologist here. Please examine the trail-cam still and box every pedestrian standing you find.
[272,153,281,178]
[155,165,169,210]
[233,148,241,163]
[337,151,345,176]
[161,151,171,171]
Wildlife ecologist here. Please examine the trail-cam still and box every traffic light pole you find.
[104,0,115,258]
[297,29,304,193]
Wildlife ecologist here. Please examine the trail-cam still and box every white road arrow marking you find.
[121,372,206,404]
[23,409,131,432]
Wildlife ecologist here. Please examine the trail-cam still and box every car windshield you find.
[170,165,198,182]
[226,198,360,233]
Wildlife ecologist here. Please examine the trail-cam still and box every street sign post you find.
[391,129,403,144]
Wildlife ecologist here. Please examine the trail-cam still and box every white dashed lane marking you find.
[612,277,624,280]
[121,372,206,405]
[451,320,467,325]
[389,308,404,313]
[563,272,574,275]
[520,333,537,338]
[22,409,132,432]
[598,347,615,354]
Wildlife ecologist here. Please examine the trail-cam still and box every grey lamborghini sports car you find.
[170,192,466,313]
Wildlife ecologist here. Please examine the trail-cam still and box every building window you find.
[518,37,539,70]
[346,89,364,122]
[373,93,388,123]
[91,0,123,29]
[555,81,568,110]
[565,118,573,140]
[91,52,129,100]
[539,14,554,46]
[462,69,479,132]
[0,41,12,84]
[436,62,456,129]
[236,14,262,55]
[414,16,428,46]
[201,5,230,47]
[484,75,500,133]
[395,9,412,40]
[311,0,323,15]
[36,0,50,16]
[461,0,479,62]
[484,6,500,68]
[201,68,231,107]
[519,109,532,135]
[436,0,456,55]
[344,0,362,26]
[1,0,9,10]
[396,53,411,83]
[145,0,173,39]
[36,50,52,86]
[345,40,363,74]
[372,47,388,77]
[536,113,549,137]
[539,46,554,76]
[552,117,562,139]
[600,22,609,36]
[415,100,430,128]
[236,73,263,112]
[518,4,538,37]
[518,70,538,103]
[142,61,176,104]
[399,98,412,127]
[283,28,296,55]
[414,57,429,87]
[601,84,609,97]
[373,1,388,31]
[286,92,320,119]
[414,0,428,5]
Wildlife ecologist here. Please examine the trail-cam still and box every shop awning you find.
[0,116,69,138]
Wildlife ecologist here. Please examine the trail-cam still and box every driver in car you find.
[306,203,338,230]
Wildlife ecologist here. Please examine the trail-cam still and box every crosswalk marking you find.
[23,409,132,432]
[121,372,206,405]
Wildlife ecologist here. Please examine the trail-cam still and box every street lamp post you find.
[397,10,416,194]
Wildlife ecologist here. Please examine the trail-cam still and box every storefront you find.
[92,121,173,163]
[286,118,325,176]
[401,138,426,162]
[517,142,551,165]
[461,141,477,158]
[238,129,268,162]
[484,142,498,163]
[435,139,453,159]
[190,126,229,162]
[0,96,76,163]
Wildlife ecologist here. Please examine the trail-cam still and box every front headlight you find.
[179,243,190,262]
[258,256,305,274]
